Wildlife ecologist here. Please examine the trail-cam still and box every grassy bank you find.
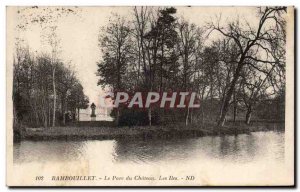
[15,121,284,141]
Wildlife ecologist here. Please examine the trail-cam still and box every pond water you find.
[12,131,287,185]
[14,131,285,164]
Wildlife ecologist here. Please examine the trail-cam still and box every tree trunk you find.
[52,67,56,127]
[233,105,237,123]
[62,96,66,126]
[233,88,237,123]
[245,107,252,125]
[218,60,245,126]
[13,103,18,126]
[185,107,190,126]
[137,40,141,85]
[218,92,226,123]
[201,106,204,124]
[77,108,80,122]
[190,108,193,124]
[42,94,48,128]
[160,34,164,91]
[31,101,40,127]
[148,108,152,126]
[43,108,48,128]
[116,108,120,126]
[48,102,51,126]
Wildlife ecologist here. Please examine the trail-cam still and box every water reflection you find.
[14,131,284,165]
[14,141,85,163]
[114,131,284,164]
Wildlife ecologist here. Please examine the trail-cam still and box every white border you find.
[1,0,298,191]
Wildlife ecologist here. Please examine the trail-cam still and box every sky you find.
[8,6,260,107]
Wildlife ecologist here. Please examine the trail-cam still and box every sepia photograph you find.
[6,6,294,186]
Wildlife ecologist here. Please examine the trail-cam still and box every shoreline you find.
[14,122,284,141]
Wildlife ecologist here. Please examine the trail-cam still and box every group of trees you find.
[13,46,89,128]
[97,6,286,126]
[13,7,89,129]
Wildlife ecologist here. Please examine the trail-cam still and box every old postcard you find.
[6,6,294,186]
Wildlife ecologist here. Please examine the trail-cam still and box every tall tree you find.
[177,19,204,125]
[209,7,286,126]
[145,7,178,91]
[97,14,133,125]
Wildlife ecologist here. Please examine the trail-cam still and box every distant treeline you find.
[97,7,286,126]
[13,47,89,129]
